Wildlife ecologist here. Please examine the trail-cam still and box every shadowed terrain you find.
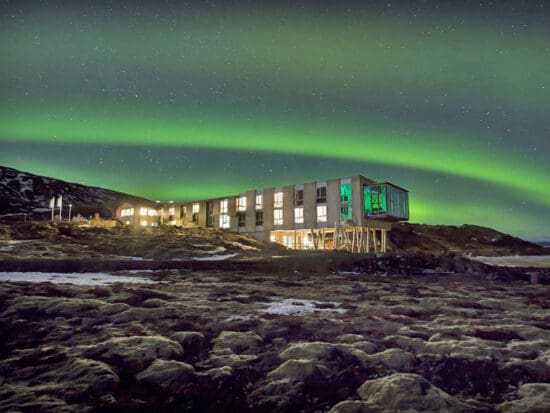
[0,222,549,412]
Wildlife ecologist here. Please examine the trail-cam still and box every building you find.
[115,174,409,253]
[115,200,161,227]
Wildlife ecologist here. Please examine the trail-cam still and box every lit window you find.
[274,209,283,225]
[220,199,228,214]
[192,203,200,213]
[317,205,327,222]
[148,209,158,216]
[274,191,283,208]
[140,207,148,216]
[237,196,247,212]
[255,193,263,209]
[140,220,148,226]
[294,207,304,224]
[168,207,175,216]
[220,214,230,228]
[125,220,131,225]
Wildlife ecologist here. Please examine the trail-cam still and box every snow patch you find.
[194,246,227,254]
[192,253,239,261]
[470,255,550,268]
[339,271,361,276]
[225,315,252,322]
[230,241,260,251]
[0,272,156,285]
[260,298,347,315]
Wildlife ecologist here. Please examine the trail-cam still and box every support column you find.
[372,229,378,253]
[366,228,371,254]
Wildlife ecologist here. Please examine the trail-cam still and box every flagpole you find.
[57,196,63,222]
[50,197,55,222]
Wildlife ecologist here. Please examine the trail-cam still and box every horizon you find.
[1,1,549,239]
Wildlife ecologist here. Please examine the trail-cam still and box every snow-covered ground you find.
[0,272,156,285]
[230,241,260,251]
[192,253,239,261]
[470,255,550,268]
[260,298,347,315]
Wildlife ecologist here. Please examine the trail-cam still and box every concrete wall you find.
[326,178,340,228]
[262,188,274,233]
[303,181,317,229]
[245,190,256,232]
[351,175,364,226]
[282,185,294,230]
[227,196,237,231]
[197,200,207,227]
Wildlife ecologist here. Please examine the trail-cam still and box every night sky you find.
[1,1,549,239]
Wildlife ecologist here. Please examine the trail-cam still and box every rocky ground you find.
[0,269,549,412]
[0,222,549,412]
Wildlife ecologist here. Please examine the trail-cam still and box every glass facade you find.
[364,183,409,220]
[340,183,352,221]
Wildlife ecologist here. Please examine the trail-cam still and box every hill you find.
[0,166,153,219]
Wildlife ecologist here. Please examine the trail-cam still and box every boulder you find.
[267,359,329,383]
[357,373,472,412]
[365,348,415,370]
[328,400,378,413]
[498,383,550,413]
[280,341,335,362]
[136,359,194,391]
[337,334,366,344]
[198,353,258,369]
[350,341,377,355]
[80,335,183,374]
[212,331,263,354]
[171,331,205,358]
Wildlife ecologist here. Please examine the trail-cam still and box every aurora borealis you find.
[1,1,549,239]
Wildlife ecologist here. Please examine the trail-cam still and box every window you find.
[220,199,228,214]
[317,205,327,223]
[274,209,283,225]
[364,184,387,216]
[340,183,352,221]
[121,208,134,217]
[294,189,304,206]
[140,220,148,226]
[168,206,175,216]
[140,207,148,216]
[294,207,304,224]
[237,212,246,227]
[207,214,215,227]
[274,191,283,208]
[255,193,263,209]
[192,203,200,213]
[237,196,247,212]
[316,186,326,203]
[220,214,230,228]
[148,209,158,216]
[206,201,214,227]
[255,211,263,226]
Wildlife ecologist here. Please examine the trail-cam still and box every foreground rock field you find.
[1,269,549,412]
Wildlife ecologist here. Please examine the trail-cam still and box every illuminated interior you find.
[364,183,409,220]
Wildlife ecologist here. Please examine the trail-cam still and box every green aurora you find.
[1,1,549,239]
